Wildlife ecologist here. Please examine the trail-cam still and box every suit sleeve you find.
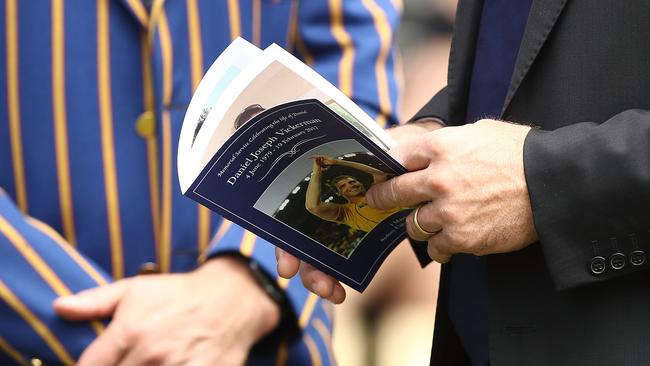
[524,109,650,290]
[410,86,449,124]
[0,189,112,365]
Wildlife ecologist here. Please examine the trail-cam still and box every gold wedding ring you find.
[413,205,440,237]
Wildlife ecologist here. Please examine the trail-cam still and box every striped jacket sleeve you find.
[205,1,401,365]
[0,189,112,366]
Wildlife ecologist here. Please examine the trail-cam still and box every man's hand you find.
[276,248,346,304]
[54,257,280,366]
[310,155,338,167]
[277,121,444,303]
[367,119,539,263]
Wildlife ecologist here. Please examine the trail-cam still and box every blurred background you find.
[332,1,457,365]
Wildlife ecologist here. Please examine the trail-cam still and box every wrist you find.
[388,118,444,142]
[193,256,281,340]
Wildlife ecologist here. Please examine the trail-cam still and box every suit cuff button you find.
[609,253,626,270]
[590,256,606,275]
[630,250,646,266]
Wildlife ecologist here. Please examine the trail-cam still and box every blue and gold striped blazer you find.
[0,0,400,365]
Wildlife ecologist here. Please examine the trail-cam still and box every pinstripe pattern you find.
[313,318,335,366]
[158,9,174,273]
[228,0,242,39]
[328,0,355,96]
[360,0,395,127]
[0,215,72,298]
[0,335,28,366]
[26,218,109,287]
[303,333,323,366]
[0,280,75,366]
[186,0,212,254]
[299,293,320,328]
[124,0,148,26]
[5,0,26,214]
[0,1,400,363]
[285,0,299,53]
[239,230,258,257]
[98,0,125,279]
[274,342,289,366]
[252,0,261,46]
[140,33,162,258]
[52,0,77,246]
[0,215,105,336]
[294,30,315,66]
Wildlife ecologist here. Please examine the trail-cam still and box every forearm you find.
[305,165,323,213]
[524,109,650,290]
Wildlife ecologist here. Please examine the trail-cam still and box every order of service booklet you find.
[178,38,410,292]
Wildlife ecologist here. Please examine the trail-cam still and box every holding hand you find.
[367,119,539,263]
[310,155,338,167]
[277,122,444,303]
[54,257,280,366]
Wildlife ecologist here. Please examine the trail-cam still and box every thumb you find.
[53,280,130,321]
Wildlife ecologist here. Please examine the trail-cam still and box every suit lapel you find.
[501,0,568,115]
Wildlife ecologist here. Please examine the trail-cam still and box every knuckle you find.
[424,135,442,155]
[431,169,454,194]
[426,173,450,195]
[142,343,167,364]
[121,324,142,344]
[380,178,398,208]
[425,175,442,194]
[438,207,458,225]
[453,235,473,253]
[474,241,491,256]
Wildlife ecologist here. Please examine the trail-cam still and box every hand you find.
[276,248,346,304]
[367,119,539,263]
[280,120,445,302]
[54,257,280,366]
[310,155,337,167]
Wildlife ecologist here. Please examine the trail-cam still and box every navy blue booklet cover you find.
[185,99,409,291]
[178,38,411,291]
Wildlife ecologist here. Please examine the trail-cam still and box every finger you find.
[299,262,338,299]
[118,336,166,366]
[326,282,347,304]
[427,234,452,264]
[388,136,434,171]
[54,280,130,321]
[405,203,443,241]
[366,170,433,210]
[77,323,128,366]
[276,248,300,278]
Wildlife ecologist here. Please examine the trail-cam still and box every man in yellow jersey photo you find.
[306,155,402,234]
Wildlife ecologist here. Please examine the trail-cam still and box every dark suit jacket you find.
[412,1,650,365]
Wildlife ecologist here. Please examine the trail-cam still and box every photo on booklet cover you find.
[254,139,404,258]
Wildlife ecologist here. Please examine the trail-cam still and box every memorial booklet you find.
[177,38,410,291]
